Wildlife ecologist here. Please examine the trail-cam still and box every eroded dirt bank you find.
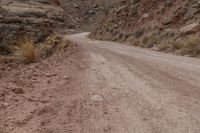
[1,33,200,133]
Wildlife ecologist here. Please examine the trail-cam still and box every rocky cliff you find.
[0,0,64,54]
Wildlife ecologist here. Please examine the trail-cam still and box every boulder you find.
[12,87,25,94]
[142,13,149,18]
[179,23,200,34]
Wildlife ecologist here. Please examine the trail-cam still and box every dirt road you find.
[1,32,200,133]
[67,33,200,133]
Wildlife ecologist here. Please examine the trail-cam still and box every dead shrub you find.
[127,36,140,46]
[0,33,69,63]
[39,34,69,58]
[157,42,170,51]
[141,35,159,48]
[171,40,182,50]
[180,34,200,57]
[10,36,38,63]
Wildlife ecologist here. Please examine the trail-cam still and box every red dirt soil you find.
[0,43,89,133]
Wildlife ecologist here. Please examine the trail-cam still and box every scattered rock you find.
[63,75,70,80]
[4,103,9,106]
[73,3,79,9]
[88,10,95,15]
[33,72,38,77]
[151,46,160,51]
[46,73,57,77]
[0,103,9,109]
[142,13,149,18]
[165,0,173,7]
[47,79,51,84]
[90,95,103,102]
[12,87,25,94]
[0,15,3,19]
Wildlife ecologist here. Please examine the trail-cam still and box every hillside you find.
[59,0,121,30]
[90,0,200,57]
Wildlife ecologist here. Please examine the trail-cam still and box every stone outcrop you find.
[0,0,64,54]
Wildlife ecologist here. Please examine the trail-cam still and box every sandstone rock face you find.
[0,0,64,42]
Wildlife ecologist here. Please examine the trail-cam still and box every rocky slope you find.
[90,0,200,57]
[59,0,121,30]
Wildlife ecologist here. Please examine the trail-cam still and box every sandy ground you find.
[1,32,200,133]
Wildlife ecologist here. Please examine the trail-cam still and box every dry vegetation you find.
[39,34,70,59]
[140,36,157,48]
[180,35,200,56]
[0,33,70,64]
[129,31,200,57]
[11,37,38,63]
[0,35,38,63]
[157,41,170,51]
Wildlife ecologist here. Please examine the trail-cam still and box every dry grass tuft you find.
[127,36,140,46]
[157,42,170,51]
[11,37,38,63]
[171,40,182,50]
[181,34,200,57]
[141,35,159,48]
